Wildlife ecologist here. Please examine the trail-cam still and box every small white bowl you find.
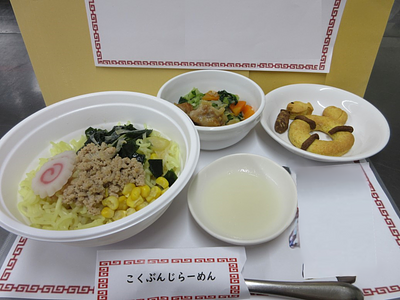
[0,91,200,247]
[261,84,390,162]
[187,153,297,245]
[157,70,265,150]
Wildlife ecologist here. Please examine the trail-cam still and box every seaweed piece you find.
[80,124,152,163]
[148,159,163,178]
[164,169,178,186]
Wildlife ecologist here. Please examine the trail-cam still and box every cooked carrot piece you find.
[242,104,255,119]
[229,101,246,116]
[202,90,219,101]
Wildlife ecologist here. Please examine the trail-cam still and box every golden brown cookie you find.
[286,101,314,119]
[322,106,348,124]
[288,106,354,156]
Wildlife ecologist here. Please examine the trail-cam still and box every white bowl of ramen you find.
[157,70,265,150]
[0,91,200,247]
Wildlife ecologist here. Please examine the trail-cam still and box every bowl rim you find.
[157,70,266,132]
[0,91,200,243]
[187,153,298,245]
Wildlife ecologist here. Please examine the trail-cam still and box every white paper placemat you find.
[0,125,399,300]
[297,163,377,278]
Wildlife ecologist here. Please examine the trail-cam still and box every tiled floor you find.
[1,0,400,222]
[0,0,45,137]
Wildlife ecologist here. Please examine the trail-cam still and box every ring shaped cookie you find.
[288,107,355,156]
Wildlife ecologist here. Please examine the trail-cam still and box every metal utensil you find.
[245,279,364,300]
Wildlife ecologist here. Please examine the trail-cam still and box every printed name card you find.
[95,247,250,300]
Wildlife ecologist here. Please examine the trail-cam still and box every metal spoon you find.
[245,279,364,300]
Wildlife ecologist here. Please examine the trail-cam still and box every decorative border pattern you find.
[0,237,94,295]
[97,257,241,300]
[0,237,26,281]
[363,285,400,297]
[87,0,343,72]
[360,163,400,297]
[360,164,400,247]
[319,0,341,70]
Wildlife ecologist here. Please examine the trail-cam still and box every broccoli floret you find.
[178,88,205,109]
[218,90,239,106]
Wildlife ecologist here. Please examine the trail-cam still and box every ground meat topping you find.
[62,142,145,215]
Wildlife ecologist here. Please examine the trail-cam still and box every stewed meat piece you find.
[189,102,227,126]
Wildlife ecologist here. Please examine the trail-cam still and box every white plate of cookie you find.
[261,84,390,162]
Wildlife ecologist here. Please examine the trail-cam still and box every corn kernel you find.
[126,208,136,216]
[102,196,119,210]
[122,183,136,196]
[127,195,144,208]
[112,210,127,221]
[130,186,141,200]
[140,185,151,198]
[134,197,145,209]
[126,196,133,207]
[118,196,128,210]
[150,186,162,198]
[101,207,115,219]
[147,186,162,203]
[136,202,149,211]
[150,153,158,159]
[155,177,169,189]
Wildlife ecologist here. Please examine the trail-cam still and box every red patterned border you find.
[360,165,400,247]
[97,257,241,300]
[87,0,342,72]
[0,236,95,295]
[319,0,341,70]
[363,285,400,297]
[359,163,400,297]
[0,237,27,281]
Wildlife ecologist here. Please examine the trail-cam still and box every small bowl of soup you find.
[187,153,297,245]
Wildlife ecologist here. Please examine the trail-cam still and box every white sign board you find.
[85,0,346,73]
